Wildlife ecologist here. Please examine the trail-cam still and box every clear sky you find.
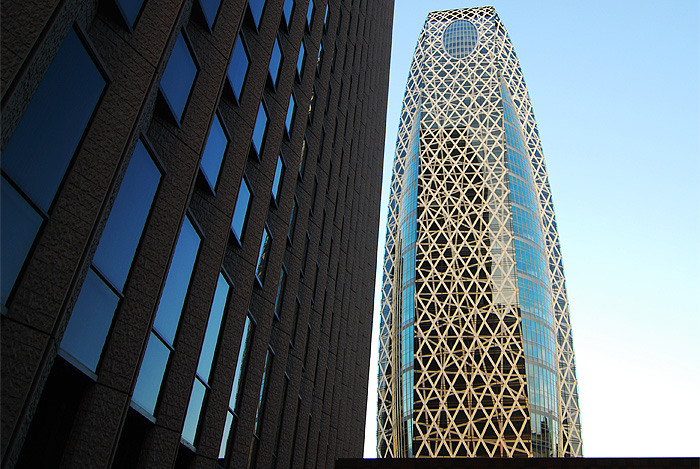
[364,0,700,458]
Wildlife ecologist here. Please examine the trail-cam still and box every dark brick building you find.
[1,0,393,467]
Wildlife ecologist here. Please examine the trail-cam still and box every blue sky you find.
[364,1,700,457]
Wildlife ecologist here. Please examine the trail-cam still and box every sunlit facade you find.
[377,7,582,458]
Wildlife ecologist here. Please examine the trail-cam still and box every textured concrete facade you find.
[1,0,393,467]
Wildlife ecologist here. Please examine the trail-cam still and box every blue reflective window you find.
[182,379,207,445]
[271,155,285,204]
[249,0,266,28]
[199,0,223,30]
[228,34,249,101]
[93,141,161,291]
[0,179,43,304]
[115,0,145,29]
[160,33,198,123]
[200,113,228,192]
[323,3,329,28]
[306,0,314,28]
[282,0,294,28]
[230,315,254,413]
[2,28,105,213]
[255,227,272,286]
[251,102,268,159]
[152,217,201,345]
[132,332,171,414]
[296,41,305,78]
[60,269,120,372]
[231,177,252,243]
[269,37,282,88]
[197,273,230,381]
[285,93,296,137]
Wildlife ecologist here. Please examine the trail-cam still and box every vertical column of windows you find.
[1,28,106,304]
[61,140,160,372]
[132,216,201,415]
[182,272,231,446]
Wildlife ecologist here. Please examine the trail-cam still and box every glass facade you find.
[378,7,582,459]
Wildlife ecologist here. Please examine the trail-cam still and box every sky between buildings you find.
[364,0,700,458]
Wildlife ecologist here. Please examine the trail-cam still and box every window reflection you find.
[248,0,266,28]
[269,37,282,88]
[255,227,272,286]
[160,33,198,123]
[251,102,268,160]
[282,0,294,28]
[200,112,229,192]
[198,0,223,30]
[271,155,285,204]
[228,34,249,101]
[115,0,145,30]
[285,93,296,137]
[231,177,252,243]
[296,41,305,79]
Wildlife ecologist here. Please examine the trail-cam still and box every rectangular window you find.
[160,32,198,123]
[269,37,282,88]
[200,112,229,192]
[61,140,160,371]
[282,0,294,29]
[133,216,201,414]
[228,34,249,102]
[115,0,146,30]
[198,0,223,30]
[274,267,287,320]
[182,272,231,446]
[219,314,255,464]
[248,0,266,29]
[285,93,296,138]
[271,154,285,205]
[1,28,105,303]
[296,41,305,79]
[250,101,269,161]
[255,226,272,286]
[231,176,252,244]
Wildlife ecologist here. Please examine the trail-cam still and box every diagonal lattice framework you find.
[378,6,582,458]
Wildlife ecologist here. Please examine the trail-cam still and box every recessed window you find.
[115,0,146,30]
[274,267,287,320]
[248,0,266,29]
[133,216,201,415]
[285,93,296,137]
[316,42,323,75]
[1,28,105,304]
[296,41,305,79]
[323,3,329,29]
[288,197,298,243]
[61,140,160,371]
[160,33,198,123]
[255,226,272,286]
[271,154,285,204]
[269,37,283,88]
[228,34,249,102]
[198,0,223,30]
[231,177,252,243]
[282,0,294,29]
[182,272,231,446]
[251,101,269,160]
[200,112,229,192]
[306,0,314,29]
[298,136,308,178]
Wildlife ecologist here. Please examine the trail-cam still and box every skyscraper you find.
[377,7,582,458]
[1,0,392,467]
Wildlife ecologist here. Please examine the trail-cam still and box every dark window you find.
[274,267,287,320]
[198,0,223,30]
[272,375,290,461]
[61,140,160,371]
[231,177,252,243]
[248,0,266,28]
[160,33,198,123]
[182,272,231,446]
[269,37,282,88]
[271,154,285,204]
[200,112,228,192]
[282,0,294,29]
[285,93,296,137]
[301,233,310,275]
[133,216,201,415]
[288,197,298,243]
[298,136,308,178]
[115,0,145,30]
[296,41,305,79]
[316,42,323,75]
[251,101,269,160]
[228,34,249,102]
[2,28,105,214]
[255,226,272,286]
[306,0,314,29]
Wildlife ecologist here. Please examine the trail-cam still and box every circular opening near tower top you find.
[442,20,478,58]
